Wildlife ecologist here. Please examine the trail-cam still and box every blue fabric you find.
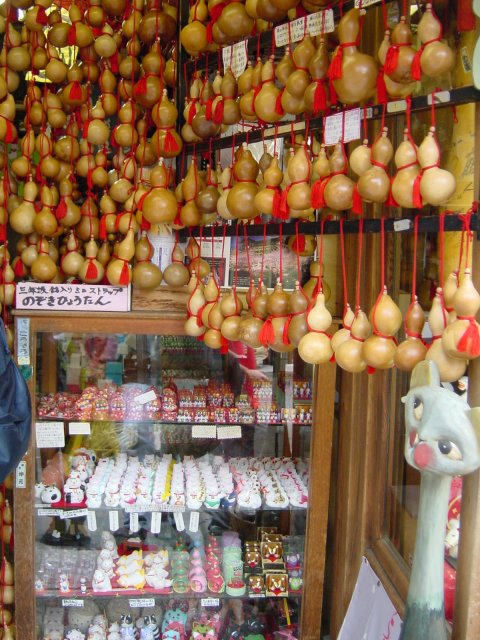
[0,320,31,483]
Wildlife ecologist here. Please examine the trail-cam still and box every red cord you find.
[339,218,348,312]
[355,219,364,312]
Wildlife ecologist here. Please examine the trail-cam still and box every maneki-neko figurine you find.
[400,361,480,639]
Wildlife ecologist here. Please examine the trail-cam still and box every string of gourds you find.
[181,4,454,135]
[0,479,15,640]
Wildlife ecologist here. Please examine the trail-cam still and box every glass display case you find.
[13,311,336,640]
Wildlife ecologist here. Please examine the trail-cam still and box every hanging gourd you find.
[60,231,84,278]
[254,56,283,124]
[356,126,393,204]
[442,269,480,361]
[181,160,202,227]
[151,89,182,158]
[298,291,333,365]
[327,9,378,104]
[196,165,220,226]
[305,37,330,115]
[281,36,315,116]
[30,237,58,283]
[280,142,312,220]
[140,159,177,225]
[217,166,235,220]
[106,228,135,286]
[336,309,372,373]
[185,272,207,337]
[132,231,162,290]
[391,127,420,209]
[414,125,456,207]
[163,240,190,287]
[239,281,268,349]
[227,144,260,220]
[321,143,354,211]
[412,3,454,80]
[78,237,105,284]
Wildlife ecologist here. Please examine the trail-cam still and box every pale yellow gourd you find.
[357,128,393,203]
[298,292,333,364]
[394,298,427,371]
[391,129,420,208]
[417,3,454,79]
[362,288,403,369]
[417,127,456,206]
[106,228,135,286]
[78,237,104,284]
[132,232,162,290]
[442,269,480,361]
[331,304,355,353]
[335,309,371,373]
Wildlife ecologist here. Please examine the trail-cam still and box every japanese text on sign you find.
[36,422,65,448]
[16,282,131,312]
[16,318,30,365]
[324,108,361,146]
[222,41,248,78]
[275,10,334,47]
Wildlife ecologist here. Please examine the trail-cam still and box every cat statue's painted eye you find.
[413,397,423,421]
[438,440,462,461]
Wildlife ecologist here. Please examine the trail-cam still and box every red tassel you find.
[36,5,48,25]
[275,89,284,116]
[412,172,423,208]
[99,215,107,240]
[292,234,306,253]
[174,203,182,226]
[56,198,68,220]
[311,178,328,209]
[329,354,336,363]
[196,308,206,327]
[197,333,205,342]
[67,24,76,46]
[213,100,224,125]
[384,46,399,75]
[259,317,274,348]
[327,47,343,81]
[386,181,398,207]
[0,225,5,242]
[209,2,226,22]
[82,120,90,138]
[367,366,376,375]
[352,183,363,215]
[69,82,82,101]
[457,318,480,356]
[206,22,214,45]
[411,47,423,81]
[14,259,26,278]
[271,188,282,218]
[282,316,292,345]
[220,335,228,354]
[85,260,98,281]
[277,186,290,221]
[377,69,388,104]
[137,191,148,212]
[163,129,179,153]
[188,101,197,125]
[134,75,148,96]
[109,52,119,74]
[119,261,130,285]
[205,98,213,121]
[140,215,151,231]
[313,81,327,114]
[4,119,16,143]
[328,79,337,106]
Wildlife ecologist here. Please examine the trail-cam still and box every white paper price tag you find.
[130,512,139,533]
[16,318,30,365]
[189,511,200,533]
[15,461,26,489]
[201,598,220,607]
[222,41,248,78]
[62,599,84,607]
[387,100,407,114]
[150,511,162,534]
[135,390,156,405]
[275,10,334,47]
[427,90,450,105]
[192,424,217,439]
[60,509,88,520]
[109,510,119,532]
[324,108,361,146]
[217,425,242,439]
[87,510,97,531]
[38,508,62,517]
[354,0,381,6]
[129,598,155,608]
[68,422,91,435]
[393,219,412,232]
[174,512,185,532]
[36,422,65,448]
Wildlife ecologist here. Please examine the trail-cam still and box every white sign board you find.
[36,422,65,448]
[16,282,130,312]
[275,10,334,47]
[222,41,248,78]
[324,108,361,146]
[338,557,402,640]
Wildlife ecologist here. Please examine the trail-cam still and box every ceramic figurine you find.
[400,361,480,639]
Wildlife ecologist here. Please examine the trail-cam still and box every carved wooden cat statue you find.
[400,360,480,639]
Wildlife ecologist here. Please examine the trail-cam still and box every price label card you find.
[109,510,119,532]
[174,512,185,532]
[151,511,162,534]
[393,219,412,232]
[354,0,381,6]
[222,41,248,78]
[275,9,334,47]
[68,422,91,435]
[192,424,217,439]
[129,598,155,608]
[61,508,89,520]
[62,599,84,607]
[15,461,27,489]
[189,511,200,533]
[386,100,407,114]
[135,390,157,405]
[87,511,97,531]
[427,90,450,105]
[201,598,220,608]
[130,513,139,533]
[324,108,361,146]
[217,425,242,439]
[38,508,62,517]
[16,318,30,365]
[36,422,65,449]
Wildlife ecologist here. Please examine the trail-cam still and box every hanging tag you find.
[324,109,361,146]
[87,510,97,532]
[151,511,162,534]
[109,510,119,532]
[16,318,30,365]
[130,513,139,533]
[189,511,200,533]
[174,512,185,532]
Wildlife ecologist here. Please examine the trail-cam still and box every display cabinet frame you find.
[12,310,337,640]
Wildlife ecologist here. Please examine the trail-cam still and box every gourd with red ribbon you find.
[411,3,454,80]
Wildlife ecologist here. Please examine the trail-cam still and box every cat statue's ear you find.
[410,360,441,391]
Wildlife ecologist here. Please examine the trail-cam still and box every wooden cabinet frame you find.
[12,310,337,640]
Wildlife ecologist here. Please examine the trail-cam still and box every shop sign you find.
[16,282,131,312]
